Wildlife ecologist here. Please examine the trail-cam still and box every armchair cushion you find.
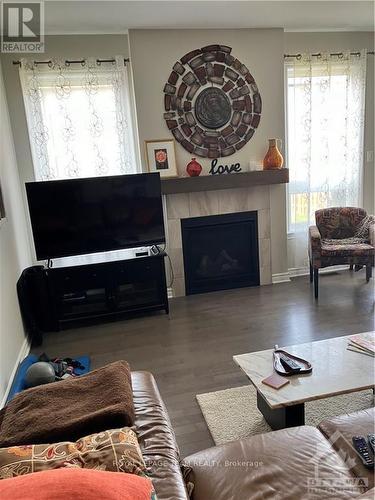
[315,207,367,239]
[320,241,374,258]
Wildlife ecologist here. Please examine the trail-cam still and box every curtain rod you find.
[12,57,130,67]
[284,51,375,59]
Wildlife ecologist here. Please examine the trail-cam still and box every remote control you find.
[279,354,301,373]
[368,434,375,454]
[352,436,375,469]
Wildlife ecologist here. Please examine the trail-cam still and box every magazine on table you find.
[347,332,375,357]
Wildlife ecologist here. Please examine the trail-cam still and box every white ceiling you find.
[44,1,374,34]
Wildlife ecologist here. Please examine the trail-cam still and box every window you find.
[20,57,138,180]
[285,51,366,269]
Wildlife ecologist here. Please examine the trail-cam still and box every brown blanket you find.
[0,360,135,447]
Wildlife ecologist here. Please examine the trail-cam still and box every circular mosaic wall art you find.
[163,44,262,159]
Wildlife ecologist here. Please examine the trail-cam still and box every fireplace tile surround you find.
[165,185,272,297]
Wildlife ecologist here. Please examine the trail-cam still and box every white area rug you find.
[196,385,374,445]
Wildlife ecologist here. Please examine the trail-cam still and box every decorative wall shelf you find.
[161,169,289,195]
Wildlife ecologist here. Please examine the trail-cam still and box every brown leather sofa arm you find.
[132,371,189,500]
[181,426,362,500]
[318,407,375,492]
[308,225,322,261]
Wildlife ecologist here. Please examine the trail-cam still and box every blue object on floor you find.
[6,355,91,404]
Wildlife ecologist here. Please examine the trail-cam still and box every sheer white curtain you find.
[19,56,138,180]
[285,50,367,270]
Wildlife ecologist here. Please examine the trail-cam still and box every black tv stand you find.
[18,250,169,345]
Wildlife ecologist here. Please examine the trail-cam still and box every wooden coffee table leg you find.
[257,390,305,430]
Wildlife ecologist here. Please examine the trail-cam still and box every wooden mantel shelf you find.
[161,169,289,195]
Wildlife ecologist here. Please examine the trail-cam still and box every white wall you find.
[129,28,288,275]
[0,62,33,404]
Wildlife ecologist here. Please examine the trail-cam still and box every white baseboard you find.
[1,337,30,408]
[170,265,353,291]
[287,267,310,277]
[272,272,291,284]
[272,265,351,284]
[288,265,350,278]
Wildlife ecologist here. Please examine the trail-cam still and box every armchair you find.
[308,207,374,298]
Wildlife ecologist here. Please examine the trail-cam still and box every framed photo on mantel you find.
[145,139,178,178]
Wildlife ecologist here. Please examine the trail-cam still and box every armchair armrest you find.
[369,222,375,247]
[308,225,322,262]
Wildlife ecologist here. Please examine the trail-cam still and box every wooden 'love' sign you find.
[209,159,242,175]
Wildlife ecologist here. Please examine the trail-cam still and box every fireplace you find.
[181,211,260,295]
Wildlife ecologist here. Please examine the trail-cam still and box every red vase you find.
[186,158,202,177]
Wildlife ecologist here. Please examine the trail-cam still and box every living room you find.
[0,1,374,499]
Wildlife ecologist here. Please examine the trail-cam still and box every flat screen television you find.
[26,173,165,260]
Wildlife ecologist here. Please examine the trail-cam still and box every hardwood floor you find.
[36,269,374,457]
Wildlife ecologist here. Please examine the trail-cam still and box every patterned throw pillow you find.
[0,427,147,480]
[355,215,375,240]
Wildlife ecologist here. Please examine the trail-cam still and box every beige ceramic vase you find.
[263,138,284,170]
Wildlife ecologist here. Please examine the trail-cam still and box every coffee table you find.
[233,333,375,430]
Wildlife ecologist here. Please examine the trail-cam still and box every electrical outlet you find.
[366,151,374,163]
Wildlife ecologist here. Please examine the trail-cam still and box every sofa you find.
[134,371,374,499]
[1,369,373,498]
